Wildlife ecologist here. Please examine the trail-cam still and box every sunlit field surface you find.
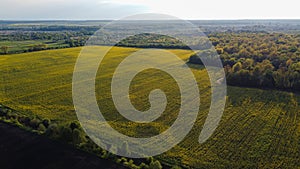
[0,47,299,168]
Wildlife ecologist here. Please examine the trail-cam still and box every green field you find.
[0,40,69,54]
[0,47,299,168]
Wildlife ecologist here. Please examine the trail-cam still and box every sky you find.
[1,0,299,20]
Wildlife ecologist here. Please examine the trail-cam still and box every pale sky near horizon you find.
[1,0,299,20]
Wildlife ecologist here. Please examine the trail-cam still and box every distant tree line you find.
[0,31,89,54]
[0,25,99,32]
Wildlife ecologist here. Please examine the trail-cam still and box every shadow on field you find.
[0,122,125,169]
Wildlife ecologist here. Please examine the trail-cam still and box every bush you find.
[59,125,73,143]
[29,118,41,129]
[38,123,47,132]
[45,123,60,139]
[139,162,149,169]
[149,160,162,169]
[42,119,50,128]
[18,116,31,126]
[72,128,87,145]
[70,121,79,131]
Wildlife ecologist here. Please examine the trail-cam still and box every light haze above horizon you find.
[1,0,299,20]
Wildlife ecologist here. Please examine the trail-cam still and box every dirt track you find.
[0,122,125,169]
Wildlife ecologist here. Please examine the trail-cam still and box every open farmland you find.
[0,47,299,168]
[0,40,69,54]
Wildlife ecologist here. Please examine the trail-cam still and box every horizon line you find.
[1,18,300,21]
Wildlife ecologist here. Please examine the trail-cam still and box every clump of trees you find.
[189,33,300,91]
[28,44,47,52]
[0,104,164,169]
[116,33,189,49]
[224,59,300,90]
[1,46,9,54]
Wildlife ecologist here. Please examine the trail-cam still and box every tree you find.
[118,141,131,157]
[42,119,50,128]
[243,58,254,69]
[1,46,9,54]
[59,125,73,143]
[72,128,86,145]
[29,118,41,129]
[70,121,79,131]
[45,123,60,139]
[38,123,46,132]
[286,59,293,67]
[149,160,162,169]
[238,48,250,57]
[188,54,203,65]
[29,44,47,51]
[260,60,274,73]
[216,47,224,54]
[232,62,242,72]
